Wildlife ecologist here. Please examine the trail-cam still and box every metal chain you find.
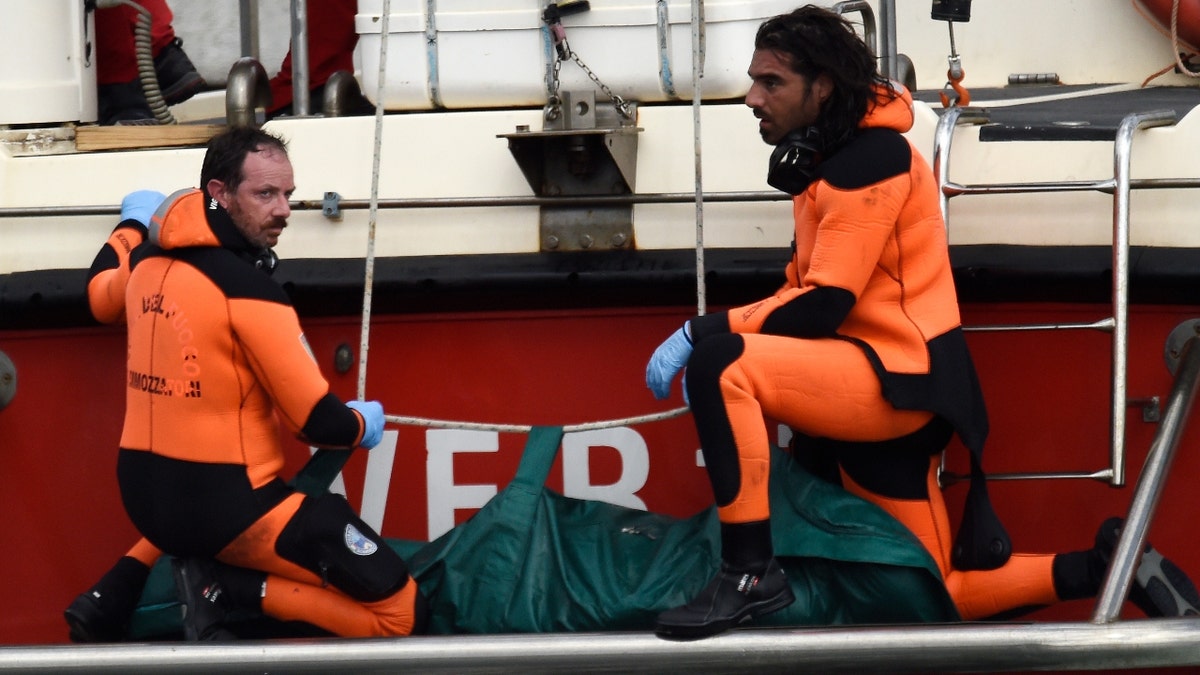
[545,58,563,121]
[544,41,633,121]
[566,49,633,119]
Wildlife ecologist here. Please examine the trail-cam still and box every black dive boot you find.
[153,38,206,105]
[64,556,150,642]
[656,520,794,639]
[1095,517,1200,617]
[172,558,240,641]
[655,558,794,639]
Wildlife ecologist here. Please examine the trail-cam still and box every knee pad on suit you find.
[276,492,410,602]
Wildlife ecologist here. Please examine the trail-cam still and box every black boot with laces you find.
[655,557,794,639]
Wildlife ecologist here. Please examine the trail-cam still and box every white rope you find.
[357,0,392,400]
[385,406,691,434]
[1171,0,1200,78]
[692,0,707,317]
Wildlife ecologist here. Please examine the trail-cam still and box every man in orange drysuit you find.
[64,190,170,642]
[112,127,426,640]
[646,4,1200,639]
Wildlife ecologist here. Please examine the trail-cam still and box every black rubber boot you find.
[655,558,794,640]
[172,558,239,641]
[97,81,153,126]
[1095,517,1200,617]
[63,556,150,642]
[154,38,206,105]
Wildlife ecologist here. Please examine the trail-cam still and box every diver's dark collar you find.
[202,188,278,275]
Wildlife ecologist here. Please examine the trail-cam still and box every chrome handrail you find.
[0,190,791,219]
[832,1,878,59]
[934,108,1180,487]
[289,0,311,116]
[1093,332,1200,622]
[2,618,1200,673]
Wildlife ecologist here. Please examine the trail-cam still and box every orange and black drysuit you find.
[85,217,167,610]
[683,85,1089,619]
[117,188,422,637]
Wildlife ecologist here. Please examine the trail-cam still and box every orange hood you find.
[149,188,221,250]
[860,82,914,134]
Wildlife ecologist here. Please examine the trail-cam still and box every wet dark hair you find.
[200,127,289,192]
[754,4,894,149]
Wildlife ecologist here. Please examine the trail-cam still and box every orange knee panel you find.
[945,553,1058,620]
[842,459,1058,619]
[262,574,421,638]
[217,491,421,637]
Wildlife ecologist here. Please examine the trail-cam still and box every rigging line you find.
[1133,0,1200,85]
[693,0,707,317]
[384,406,691,434]
[1171,0,1200,78]
[357,0,392,401]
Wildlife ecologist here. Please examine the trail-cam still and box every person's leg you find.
[691,334,933,526]
[142,0,206,105]
[117,450,422,639]
[140,0,176,54]
[93,0,202,122]
[94,6,139,86]
[268,0,362,115]
[212,492,427,638]
[837,447,1199,619]
[1092,517,1200,618]
[64,538,163,642]
[132,0,206,105]
[93,5,151,124]
[837,450,1060,619]
[658,334,930,638]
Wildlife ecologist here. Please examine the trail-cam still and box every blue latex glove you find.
[120,190,166,227]
[646,324,693,400]
[347,400,385,449]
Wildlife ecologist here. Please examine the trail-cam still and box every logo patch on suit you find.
[344,524,378,556]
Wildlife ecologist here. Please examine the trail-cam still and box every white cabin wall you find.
[892,0,1197,90]
[0,0,96,125]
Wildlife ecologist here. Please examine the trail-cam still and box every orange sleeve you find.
[228,298,331,436]
[86,225,145,324]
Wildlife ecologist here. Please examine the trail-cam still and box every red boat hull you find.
[2,300,1199,643]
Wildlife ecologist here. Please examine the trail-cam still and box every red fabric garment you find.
[94,0,177,85]
[268,0,359,113]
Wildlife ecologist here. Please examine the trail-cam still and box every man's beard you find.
[227,199,285,249]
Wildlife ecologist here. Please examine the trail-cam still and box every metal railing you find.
[0,190,789,220]
[2,616,1200,673]
[1094,331,1200,622]
[933,107,1195,486]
